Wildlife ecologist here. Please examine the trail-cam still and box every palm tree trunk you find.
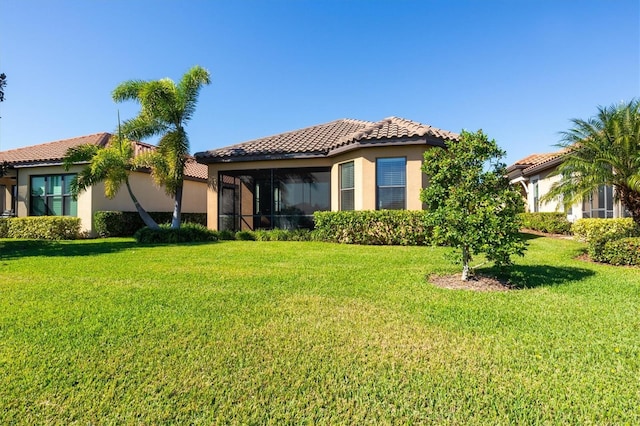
[125,179,159,229]
[171,182,183,229]
[618,186,640,226]
[461,246,471,281]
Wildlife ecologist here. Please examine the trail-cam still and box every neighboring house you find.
[0,133,208,235]
[194,116,458,231]
[507,150,628,220]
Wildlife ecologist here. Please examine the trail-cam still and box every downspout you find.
[14,167,18,215]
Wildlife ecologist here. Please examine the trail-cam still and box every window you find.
[339,161,355,211]
[30,174,77,216]
[582,185,614,218]
[376,157,406,210]
[218,168,330,231]
[532,179,539,213]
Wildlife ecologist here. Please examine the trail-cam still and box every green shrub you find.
[313,210,432,245]
[235,230,256,241]
[0,219,8,238]
[591,237,640,266]
[252,228,313,241]
[572,218,640,243]
[94,211,207,237]
[134,223,218,244]
[3,217,81,240]
[519,212,572,234]
[216,229,236,241]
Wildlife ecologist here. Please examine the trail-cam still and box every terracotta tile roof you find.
[0,133,111,165]
[0,132,208,180]
[195,116,459,162]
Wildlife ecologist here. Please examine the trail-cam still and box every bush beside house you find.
[572,218,640,266]
[94,211,207,237]
[313,210,433,245]
[571,218,640,242]
[0,217,81,240]
[133,223,218,244]
[593,237,640,266]
[519,212,572,234]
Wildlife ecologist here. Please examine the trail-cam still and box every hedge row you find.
[0,217,81,240]
[572,218,640,243]
[94,211,207,237]
[313,210,432,245]
[134,223,218,244]
[572,219,640,266]
[589,237,640,266]
[519,212,572,234]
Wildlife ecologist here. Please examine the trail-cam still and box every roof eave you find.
[195,151,329,164]
[523,156,565,176]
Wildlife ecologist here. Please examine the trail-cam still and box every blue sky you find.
[0,0,638,165]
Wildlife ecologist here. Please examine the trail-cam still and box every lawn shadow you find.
[519,232,543,241]
[480,264,596,289]
[0,239,138,260]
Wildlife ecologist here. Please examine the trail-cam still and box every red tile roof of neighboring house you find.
[0,132,208,181]
[0,133,111,165]
[508,148,570,176]
[195,116,459,163]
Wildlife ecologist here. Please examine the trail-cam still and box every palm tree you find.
[63,133,159,229]
[112,65,211,228]
[543,99,640,225]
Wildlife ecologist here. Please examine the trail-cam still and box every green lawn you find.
[0,236,638,424]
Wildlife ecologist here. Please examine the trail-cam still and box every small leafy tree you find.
[421,130,526,281]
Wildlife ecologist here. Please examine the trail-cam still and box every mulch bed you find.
[428,274,515,292]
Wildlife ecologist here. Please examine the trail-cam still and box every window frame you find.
[339,161,355,211]
[375,157,407,210]
[29,173,77,217]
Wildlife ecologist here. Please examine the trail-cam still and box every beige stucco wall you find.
[13,165,207,235]
[0,172,17,213]
[14,164,95,233]
[331,145,430,211]
[204,144,434,230]
[91,172,206,214]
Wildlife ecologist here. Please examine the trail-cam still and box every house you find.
[194,116,459,231]
[507,150,628,220]
[0,133,208,235]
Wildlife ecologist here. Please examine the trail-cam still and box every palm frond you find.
[63,144,100,171]
[544,99,640,216]
[140,79,179,125]
[112,80,147,103]
[120,116,167,141]
[177,65,211,123]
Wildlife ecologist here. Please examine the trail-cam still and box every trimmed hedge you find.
[134,223,218,244]
[519,212,572,234]
[253,229,313,241]
[590,237,640,266]
[313,210,432,245]
[94,211,207,237]
[572,218,640,243]
[0,217,81,240]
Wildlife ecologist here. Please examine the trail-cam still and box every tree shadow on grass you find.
[0,239,219,261]
[0,239,139,261]
[479,264,596,289]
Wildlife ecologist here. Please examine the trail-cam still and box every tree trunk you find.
[125,179,159,229]
[171,182,183,229]
[618,185,640,226]
[461,246,471,281]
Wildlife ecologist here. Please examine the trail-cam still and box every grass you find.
[0,236,638,424]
